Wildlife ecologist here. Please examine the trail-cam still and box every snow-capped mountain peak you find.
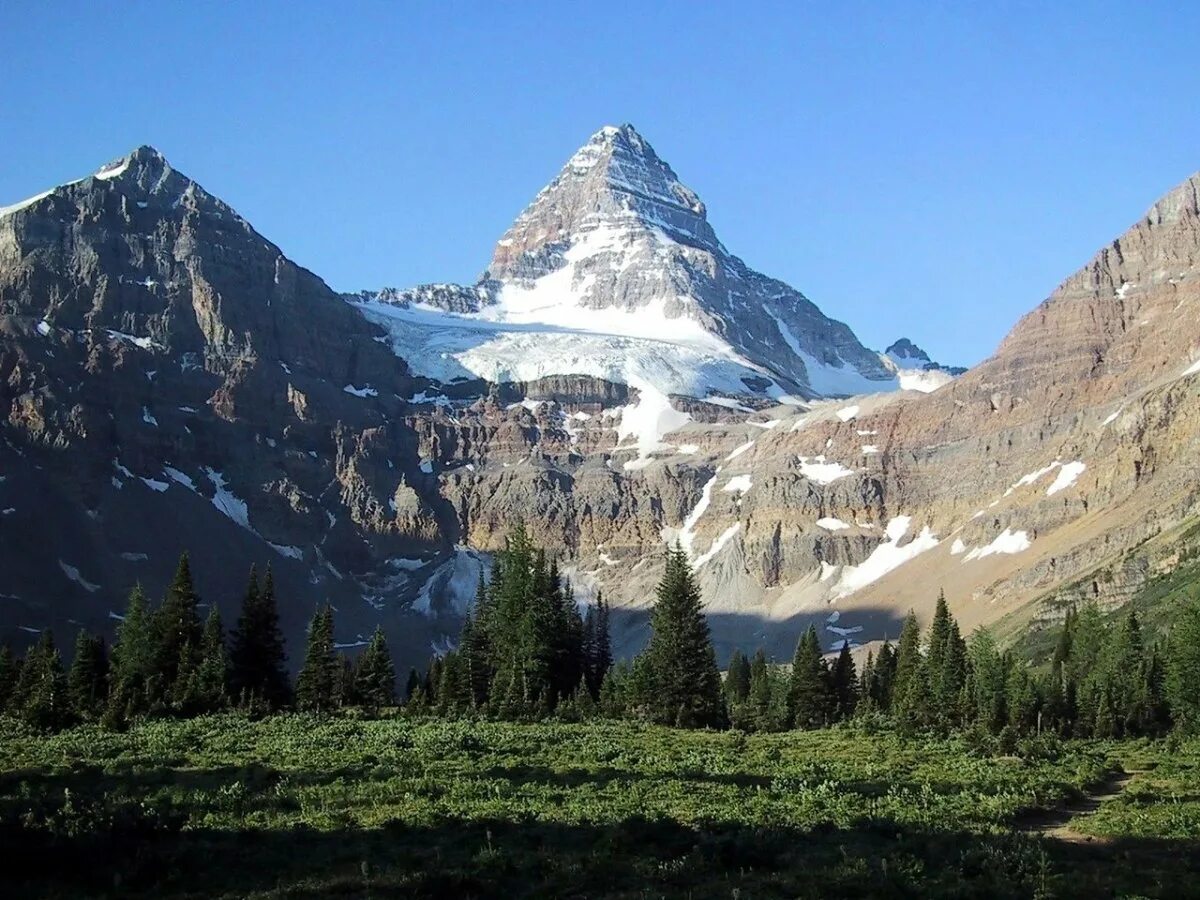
[353,124,898,404]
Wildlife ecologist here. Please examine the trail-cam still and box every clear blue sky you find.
[2,2,1197,366]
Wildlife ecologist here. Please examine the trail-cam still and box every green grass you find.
[1,714,1198,897]
[1079,737,1200,840]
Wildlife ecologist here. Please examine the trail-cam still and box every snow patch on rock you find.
[963,528,1031,561]
[832,516,939,599]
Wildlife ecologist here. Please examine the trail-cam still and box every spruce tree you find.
[404,667,421,703]
[66,630,108,721]
[354,626,396,711]
[870,641,897,712]
[724,649,752,705]
[230,565,291,710]
[196,606,229,711]
[295,606,339,713]
[153,552,202,705]
[857,651,877,715]
[105,584,156,726]
[584,592,614,698]
[0,644,17,712]
[640,545,724,728]
[891,611,928,727]
[13,632,68,730]
[787,625,831,729]
[830,642,858,721]
[1167,593,1200,733]
[925,592,967,727]
[747,649,775,731]
[968,628,1007,733]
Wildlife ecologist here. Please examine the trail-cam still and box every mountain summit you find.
[351,124,896,405]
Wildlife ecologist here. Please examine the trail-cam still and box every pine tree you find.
[1167,593,1200,733]
[1004,655,1038,733]
[295,606,339,714]
[925,593,967,728]
[724,649,752,705]
[582,592,614,698]
[0,644,17,712]
[870,641,897,712]
[354,626,397,712]
[66,630,108,721]
[105,584,157,726]
[748,649,775,731]
[13,632,68,730]
[891,611,928,727]
[196,606,229,711]
[230,565,291,710]
[787,625,831,729]
[438,651,473,715]
[968,628,1007,733]
[829,642,858,721]
[1099,609,1149,737]
[153,552,202,705]
[857,651,877,715]
[640,545,725,728]
[404,667,421,704]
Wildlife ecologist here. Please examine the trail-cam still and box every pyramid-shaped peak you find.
[573,123,663,169]
[486,124,718,277]
[93,145,170,182]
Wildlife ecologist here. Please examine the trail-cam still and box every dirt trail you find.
[1018,769,1139,844]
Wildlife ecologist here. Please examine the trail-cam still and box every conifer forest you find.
[2,528,1200,897]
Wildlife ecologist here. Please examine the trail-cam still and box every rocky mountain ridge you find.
[0,138,1196,669]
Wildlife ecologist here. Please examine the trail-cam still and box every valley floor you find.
[1,715,1198,898]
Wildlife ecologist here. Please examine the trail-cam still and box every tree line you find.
[713,594,1195,743]
[0,553,404,730]
[4,532,1200,741]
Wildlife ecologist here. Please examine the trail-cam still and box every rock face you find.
[351,125,896,403]
[0,138,1198,672]
[0,148,463,666]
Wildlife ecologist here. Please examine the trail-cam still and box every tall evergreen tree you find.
[724,649,752,705]
[355,626,397,711]
[1167,593,1200,733]
[105,584,157,726]
[196,606,229,711]
[829,642,858,721]
[12,632,68,730]
[870,641,897,712]
[230,565,291,710]
[404,667,421,703]
[747,649,775,731]
[968,628,1007,733]
[640,545,725,728]
[66,630,108,721]
[0,644,17,712]
[787,625,831,729]
[891,611,928,727]
[582,592,614,698]
[295,606,339,713]
[925,592,968,727]
[153,552,202,704]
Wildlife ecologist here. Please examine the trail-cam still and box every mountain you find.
[879,338,966,392]
[0,137,1197,672]
[0,146,463,665]
[349,125,898,417]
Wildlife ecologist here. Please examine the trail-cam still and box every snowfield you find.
[963,528,1031,561]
